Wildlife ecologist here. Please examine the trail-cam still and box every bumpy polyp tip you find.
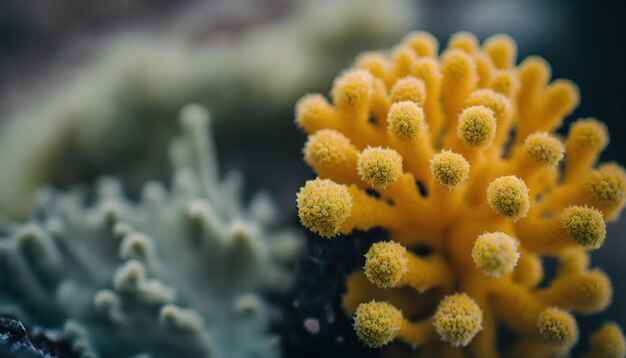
[523,132,565,166]
[567,118,609,153]
[364,241,408,288]
[487,176,530,221]
[471,232,520,279]
[304,129,354,168]
[457,105,496,148]
[353,301,403,348]
[387,101,426,143]
[332,69,373,112]
[464,89,511,122]
[537,307,578,346]
[433,293,483,347]
[357,147,403,189]
[390,76,426,106]
[296,179,352,238]
[589,323,626,358]
[587,167,625,206]
[430,151,470,189]
[560,206,606,249]
[483,34,517,69]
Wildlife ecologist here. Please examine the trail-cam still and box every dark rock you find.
[0,316,77,358]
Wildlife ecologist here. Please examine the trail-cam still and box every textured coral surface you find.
[0,105,303,358]
[295,31,625,357]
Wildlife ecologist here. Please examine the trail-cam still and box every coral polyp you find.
[295,31,625,357]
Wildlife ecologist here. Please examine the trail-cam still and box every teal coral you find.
[0,105,303,358]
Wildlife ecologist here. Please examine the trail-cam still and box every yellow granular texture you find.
[332,69,373,111]
[457,105,496,148]
[354,301,402,348]
[390,76,426,106]
[487,176,530,221]
[588,170,625,206]
[537,307,578,345]
[304,129,353,167]
[357,147,403,189]
[387,101,425,143]
[430,151,470,188]
[524,132,565,166]
[296,179,352,238]
[364,241,408,288]
[568,119,608,152]
[560,206,606,249]
[433,293,483,347]
[471,232,520,278]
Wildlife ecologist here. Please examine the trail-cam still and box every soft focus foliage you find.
[0,105,303,358]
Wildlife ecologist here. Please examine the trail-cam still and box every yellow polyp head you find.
[295,94,333,131]
[457,105,496,148]
[449,32,479,54]
[411,58,441,86]
[589,323,626,358]
[542,79,580,115]
[430,151,470,189]
[355,52,389,80]
[296,179,352,238]
[304,129,356,167]
[587,167,625,206]
[518,56,551,90]
[364,241,408,288]
[387,101,425,143]
[304,129,355,168]
[560,206,606,249]
[433,293,483,347]
[390,76,426,106]
[567,118,609,153]
[402,31,438,57]
[441,49,476,84]
[483,34,517,69]
[523,132,565,166]
[353,301,403,348]
[471,232,520,279]
[490,70,519,97]
[487,176,530,221]
[464,89,511,122]
[392,46,417,74]
[357,147,403,189]
[537,308,578,346]
[331,69,373,112]
[562,269,612,313]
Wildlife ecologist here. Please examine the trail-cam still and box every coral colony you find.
[296,32,626,357]
[0,105,302,358]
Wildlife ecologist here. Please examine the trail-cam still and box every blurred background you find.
[0,0,624,356]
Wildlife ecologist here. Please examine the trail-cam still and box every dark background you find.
[1,0,624,355]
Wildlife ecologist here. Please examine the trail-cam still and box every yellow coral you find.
[294,31,625,357]
[456,105,496,148]
[586,323,626,358]
[357,147,403,189]
[537,307,578,346]
[523,132,564,166]
[487,176,530,221]
[353,301,403,348]
[296,179,352,238]
[387,101,426,143]
[430,151,470,189]
[560,206,606,249]
[433,293,483,347]
[364,241,408,289]
[471,232,519,278]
